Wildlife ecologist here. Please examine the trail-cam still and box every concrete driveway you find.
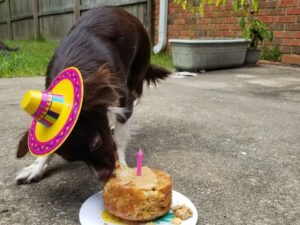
[0,65,299,225]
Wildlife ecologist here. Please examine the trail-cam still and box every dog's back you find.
[46,6,166,96]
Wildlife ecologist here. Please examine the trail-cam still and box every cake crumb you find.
[171,204,184,211]
[171,217,183,225]
[172,204,193,220]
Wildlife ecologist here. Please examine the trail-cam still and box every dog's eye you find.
[89,133,102,152]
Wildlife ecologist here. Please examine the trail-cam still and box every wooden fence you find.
[0,0,151,41]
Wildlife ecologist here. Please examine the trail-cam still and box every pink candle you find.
[136,148,143,176]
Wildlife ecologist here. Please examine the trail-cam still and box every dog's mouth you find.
[88,164,114,182]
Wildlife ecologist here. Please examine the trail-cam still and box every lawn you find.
[0,40,57,78]
[0,40,173,78]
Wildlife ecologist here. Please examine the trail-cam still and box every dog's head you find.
[17,66,121,181]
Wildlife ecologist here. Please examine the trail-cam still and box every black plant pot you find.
[245,48,261,65]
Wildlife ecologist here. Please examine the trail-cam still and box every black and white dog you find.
[16,6,169,184]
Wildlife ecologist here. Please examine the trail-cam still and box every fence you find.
[0,0,150,41]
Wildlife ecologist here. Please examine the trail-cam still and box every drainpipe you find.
[153,0,168,54]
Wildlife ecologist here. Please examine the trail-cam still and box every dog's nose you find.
[90,166,113,182]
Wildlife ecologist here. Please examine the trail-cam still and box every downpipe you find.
[153,0,168,54]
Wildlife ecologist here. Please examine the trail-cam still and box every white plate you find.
[79,190,198,225]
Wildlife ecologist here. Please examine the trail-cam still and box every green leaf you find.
[239,16,246,28]
[182,0,187,10]
[232,0,239,12]
[252,0,259,12]
[216,0,222,6]
[198,3,204,15]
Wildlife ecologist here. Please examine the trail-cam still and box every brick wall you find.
[153,0,300,65]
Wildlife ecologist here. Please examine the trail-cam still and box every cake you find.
[103,166,172,222]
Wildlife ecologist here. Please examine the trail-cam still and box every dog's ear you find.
[89,132,103,152]
[17,131,29,158]
[83,65,121,111]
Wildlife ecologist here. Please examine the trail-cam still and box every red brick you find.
[260,1,278,8]
[168,24,181,30]
[286,8,300,14]
[171,14,184,19]
[272,38,283,45]
[291,47,300,54]
[281,54,300,65]
[214,10,232,17]
[224,4,233,11]
[180,35,190,39]
[276,15,296,23]
[173,18,186,25]
[204,12,214,18]
[180,30,193,36]
[217,5,226,11]
[279,46,292,54]
[198,24,212,30]
[231,24,241,30]
[265,8,286,15]
[215,24,233,30]
[260,16,275,23]
[278,0,298,7]
[204,5,214,12]
[195,30,208,37]
[208,30,221,37]
[168,4,176,9]
[223,17,238,24]
[258,9,267,16]
[169,8,176,13]
[272,24,284,31]
[294,31,300,39]
[196,18,211,24]
[188,24,199,31]
[222,31,235,37]
[214,18,224,24]
[282,38,300,46]
[274,31,294,38]
[285,24,300,31]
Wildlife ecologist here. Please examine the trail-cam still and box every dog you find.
[16,6,170,184]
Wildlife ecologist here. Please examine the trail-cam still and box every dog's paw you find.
[15,163,48,184]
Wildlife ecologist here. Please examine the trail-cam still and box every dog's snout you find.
[89,165,113,182]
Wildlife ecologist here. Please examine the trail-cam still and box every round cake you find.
[103,166,172,222]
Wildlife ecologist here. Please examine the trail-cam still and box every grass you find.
[0,40,173,78]
[0,40,57,78]
[151,52,174,70]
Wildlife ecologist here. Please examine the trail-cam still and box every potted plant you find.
[242,17,273,64]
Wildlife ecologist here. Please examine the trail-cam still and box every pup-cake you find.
[103,166,172,222]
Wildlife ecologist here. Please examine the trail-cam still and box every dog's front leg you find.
[110,98,138,168]
[16,154,54,184]
[114,116,132,165]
